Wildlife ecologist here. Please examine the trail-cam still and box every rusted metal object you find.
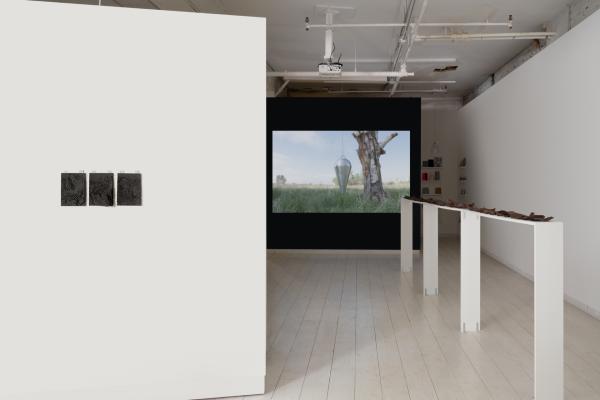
[405,196,553,222]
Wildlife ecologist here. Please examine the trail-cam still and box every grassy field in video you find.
[272,182,409,213]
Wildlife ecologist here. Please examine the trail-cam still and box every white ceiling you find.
[39,0,571,97]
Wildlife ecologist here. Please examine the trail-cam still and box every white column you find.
[422,204,438,295]
[400,198,413,272]
[460,210,480,332]
[534,222,564,400]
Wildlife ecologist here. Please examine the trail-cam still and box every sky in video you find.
[273,130,410,185]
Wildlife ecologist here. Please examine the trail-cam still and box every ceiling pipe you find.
[390,0,429,97]
[271,58,457,65]
[322,89,448,95]
[301,80,454,85]
[390,0,417,73]
[407,57,457,63]
[306,21,512,29]
[400,0,428,68]
[352,57,457,64]
[387,80,456,84]
[267,71,415,79]
[290,78,456,84]
[416,32,556,41]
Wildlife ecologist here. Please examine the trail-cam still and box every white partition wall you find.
[0,2,265,399]
[459,7,600,317]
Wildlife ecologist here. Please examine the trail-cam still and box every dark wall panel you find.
[267,97,421,250]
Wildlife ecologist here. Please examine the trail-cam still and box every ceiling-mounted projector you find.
[318,62,343,75]
[311,6,353,77]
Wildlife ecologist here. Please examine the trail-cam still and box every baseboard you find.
[482,248,600,321]
[564,294,600,320]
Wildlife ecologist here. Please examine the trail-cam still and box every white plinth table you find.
[400,198,563,400]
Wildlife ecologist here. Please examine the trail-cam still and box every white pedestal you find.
[423,204,439,296]
[400,198,564,398]
[534,222,564,400]
[400,198,413,272]
[460,210,481,332]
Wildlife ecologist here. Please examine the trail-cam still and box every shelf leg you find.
[460,210,480,332]
[401,198,413,272]
[423,204,438,295]
[534,222,563,400]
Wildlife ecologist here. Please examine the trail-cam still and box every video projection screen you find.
[268,98,421,250]
[273,130,411,213]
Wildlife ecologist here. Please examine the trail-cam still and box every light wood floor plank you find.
[326,258,358,400]
[354,257,383,400]
[380,258,440,400]
[298,255,346,400]
[231,239,600,400]
[368,258,411,400]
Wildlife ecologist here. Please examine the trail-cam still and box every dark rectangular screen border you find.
[267,97,421,250]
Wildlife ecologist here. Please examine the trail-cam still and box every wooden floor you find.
[232,239,600,400]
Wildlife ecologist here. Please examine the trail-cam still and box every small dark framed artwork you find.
[117,173,142,206]
[89,173,115,207]
[61,173,87,206]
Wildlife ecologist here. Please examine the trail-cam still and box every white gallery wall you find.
[421,109,460,236]
[0,1,265,399]
[459,8,600,316]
